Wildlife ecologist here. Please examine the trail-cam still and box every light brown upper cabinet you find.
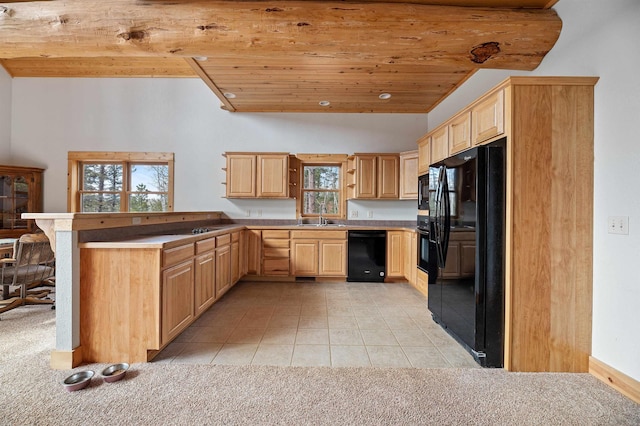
[417,136,431,175]
[430,126,449,164]
[399,150,418,200]
[224,152,291,198]
[349,154,399,199]
[472,88,504,145]
[449,112,472,155]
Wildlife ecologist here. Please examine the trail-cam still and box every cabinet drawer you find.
[263,258,290,275]
[263,238,289,248]
[263,247,289,258]
[231,232,241,242]
[216,234,231,246]
[163,244,194,267]
[262,230,290,239]
[290,230,347,239]
[196,237,216,254]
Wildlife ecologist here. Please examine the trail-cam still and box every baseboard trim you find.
[50,347,83,370]
[589,356,640,403]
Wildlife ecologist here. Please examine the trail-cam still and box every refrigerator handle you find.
[441,168,451,264]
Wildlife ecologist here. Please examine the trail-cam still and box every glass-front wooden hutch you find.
[0,165,44,238]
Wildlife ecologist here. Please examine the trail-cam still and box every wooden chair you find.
[0,233,55,316]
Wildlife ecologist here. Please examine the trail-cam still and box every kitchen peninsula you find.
[25,211,417,368]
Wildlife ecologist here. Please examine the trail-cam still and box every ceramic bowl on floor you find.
[101,363,129,382]
[62,370,94,392]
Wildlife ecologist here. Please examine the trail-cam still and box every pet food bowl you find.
[62,370,94,392]
[101,363,129,382]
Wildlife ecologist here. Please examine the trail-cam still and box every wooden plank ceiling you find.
[0,0,561,113]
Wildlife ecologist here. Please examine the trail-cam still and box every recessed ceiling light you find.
[319,100,331,107]
[223,92,236,99]
[194,56,208,61]
[379,93,392,100]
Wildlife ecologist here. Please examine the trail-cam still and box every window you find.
[68,152,174,213]
[297,154,347,219]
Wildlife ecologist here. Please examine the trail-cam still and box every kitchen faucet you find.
[319,202,325,225]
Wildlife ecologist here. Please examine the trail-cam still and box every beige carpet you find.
[1,305,638,426]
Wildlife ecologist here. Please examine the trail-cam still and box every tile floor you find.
[154,280,479,368]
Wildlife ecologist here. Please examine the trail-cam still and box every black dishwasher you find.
[347,230,386,282]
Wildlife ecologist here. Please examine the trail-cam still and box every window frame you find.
[296,154,348,219]
[67,151,174,213]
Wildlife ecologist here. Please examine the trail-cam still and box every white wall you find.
[0,67,11,161]
[428,0,640,381]
[10,78,426,219]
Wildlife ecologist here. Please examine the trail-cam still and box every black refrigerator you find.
[427,138,506,367]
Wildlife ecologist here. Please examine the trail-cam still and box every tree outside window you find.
[302,165,341,216]
[68,152,173,213]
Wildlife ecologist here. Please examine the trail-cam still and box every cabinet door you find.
[399,151,418,200]
[417,136,431,175]
[194,251,216,316]
[319,240,346,276]
[472,89,504,145]
[449,112,472,155]
[415,268,429,297]
[226,154,256,198]
[215,244,231,298]
[355,155,377,198]
[377,155,400,199]
[440,242,461,278]
[386,231,404,278]
[257,154,288,197]
[231,237,240,284]
[161,260,195,345]
[291,240,319,276]
[246,230,262,275]
[403,231,417,285]
[430,126,449,164]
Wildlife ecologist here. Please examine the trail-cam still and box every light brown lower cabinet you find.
[161,260,195,345]
[386,231,404,278]
[246,229,262,275]
[415,268,428,297]
[290,230,347,277]
[194,250,216,317]
[215,243,231,298]
[262,230,290,275]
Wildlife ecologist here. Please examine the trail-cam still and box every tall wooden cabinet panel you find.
[399,150,418,199]
[161,260,195,345]
[0,165,44,238]
[507,79,597,373]
[230,232,241,284]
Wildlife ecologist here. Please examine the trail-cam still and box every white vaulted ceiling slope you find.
[0,0,561,112]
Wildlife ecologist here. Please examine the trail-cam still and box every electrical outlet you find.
[367,211,373,218]
[350,210,358,218]
[608,216,629,235]
[257,209,262,217]
[245,210,251,217]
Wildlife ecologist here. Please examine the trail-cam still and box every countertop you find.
[78,223,416,250]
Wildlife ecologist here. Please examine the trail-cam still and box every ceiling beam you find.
[0,1,561,70]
